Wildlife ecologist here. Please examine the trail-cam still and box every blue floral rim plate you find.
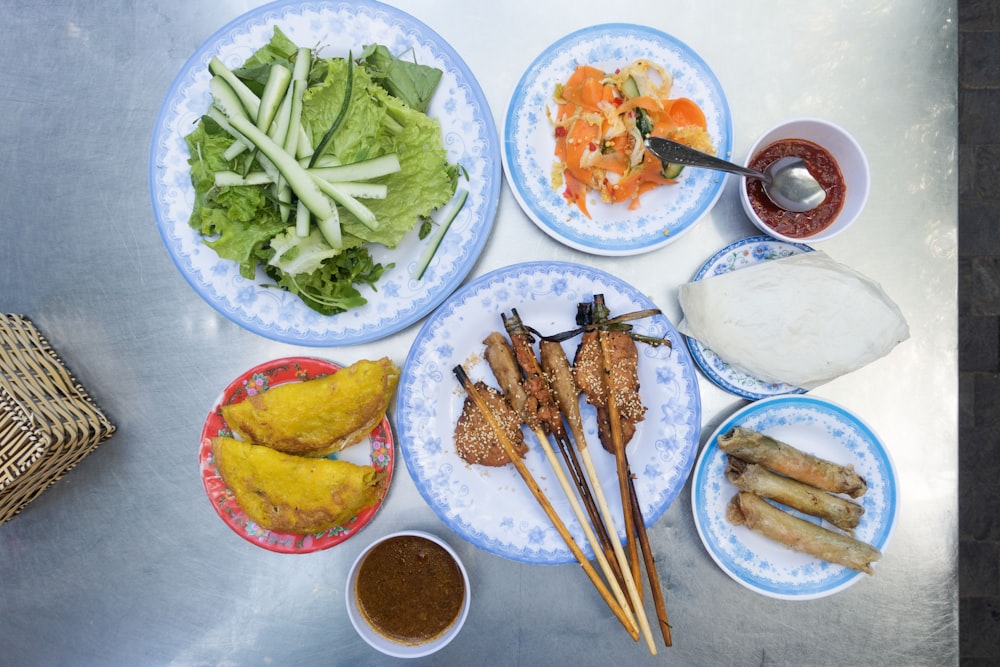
[502,23,733,256]
[395,261,702,564]
[685,236,813,399]
[149,0,500,346]
[691,395,899,600]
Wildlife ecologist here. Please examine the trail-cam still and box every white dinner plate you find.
[149,0,499,346]
[395,261,702,564]
[692,395,899,600]
[685,236,813,399]
[502,23,732,256]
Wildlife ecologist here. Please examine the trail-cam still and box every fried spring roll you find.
[718,427,867,498]
[725,457,864,532]
[726,492,881,574]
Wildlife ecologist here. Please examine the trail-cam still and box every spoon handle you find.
[644,136,766,181]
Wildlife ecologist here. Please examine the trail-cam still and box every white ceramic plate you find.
[502,23,732,256]
[692,395,899,600]
[149,0,499,346]
[395,261,702,564]
[685,236,812,399]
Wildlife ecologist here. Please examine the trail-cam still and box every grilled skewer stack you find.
[452,296,672,654]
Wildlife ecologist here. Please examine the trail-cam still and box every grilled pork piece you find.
[573,329,645,453]
[483,332,530,421]
[454,381,527,466]
[502,315,566,439]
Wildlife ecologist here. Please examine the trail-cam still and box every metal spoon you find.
[644,136,827,212]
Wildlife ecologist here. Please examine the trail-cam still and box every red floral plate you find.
[200,357,394,553]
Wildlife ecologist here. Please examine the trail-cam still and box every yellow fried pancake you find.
[221,357,399,456]
[211,436,385,534]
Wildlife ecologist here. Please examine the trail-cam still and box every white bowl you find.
[739,117,870,243]
[346,530,470,659]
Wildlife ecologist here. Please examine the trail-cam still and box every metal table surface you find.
[0,1,957,665]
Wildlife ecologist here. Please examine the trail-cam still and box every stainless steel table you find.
[0,1,958,664]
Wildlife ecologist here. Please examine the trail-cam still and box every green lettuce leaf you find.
[301,59,456,247]
[266,245,388,315]
[359,43,442,113]
[234,26,301,93]
[268,226,339,275]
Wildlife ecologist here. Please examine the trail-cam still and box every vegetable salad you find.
[552,59,714,218]
[185,28,460,315]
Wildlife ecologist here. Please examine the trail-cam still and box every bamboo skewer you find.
[486,325,632,623]
[578,445,633,596]
[552,430,623,587]
[598,329,643,596]
[595,328,657,656]
[541,341,641,605]
[530,423,634,627]
[484,330,617,568]
[589,292,672,649]
[499,317,624,573]
[628,472,672,647]
[452,366,639,641]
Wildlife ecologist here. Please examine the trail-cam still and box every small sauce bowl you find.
[346,530,471,658]
[740,118,870,243]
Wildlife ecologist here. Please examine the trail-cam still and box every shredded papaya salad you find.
[551,59,715,218]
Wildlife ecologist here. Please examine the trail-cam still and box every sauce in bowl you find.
[355,534,466,645]
[745,138,846,238]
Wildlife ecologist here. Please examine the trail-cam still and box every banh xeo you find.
[185,28,463,314]
[551,59,714,218]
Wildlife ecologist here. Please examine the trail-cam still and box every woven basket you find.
[0,314,116,526]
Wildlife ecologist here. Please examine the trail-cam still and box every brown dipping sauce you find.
[745,138,846,238]
[355,535,465,645]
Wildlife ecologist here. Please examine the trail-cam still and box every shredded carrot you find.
[552,61,715,218]
[617,95,664,115]
[666,97,707,130]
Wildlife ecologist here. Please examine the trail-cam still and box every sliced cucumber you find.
[621,75,654,136]
[208,56,260,117]
[256,64,292,132]
[309,154,401,182]
[413,189,469,280]
[661,162,684,179]
[213,170,274,187]
[312,177,378,230]
[315,202,343,248]
[210,75,336,225]
[621,75,641,99]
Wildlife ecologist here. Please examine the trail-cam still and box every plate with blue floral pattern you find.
[502,23,732,256]
[685,236,813,399]
[150,0,499,345]
[395,261,702,564]
[692,395,898,599]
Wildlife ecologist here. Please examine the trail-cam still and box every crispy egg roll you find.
[726,457,864,532]
[726,492,880,575]
[221,357,399,457]
[211,436,385,534]
[718,427,867,498]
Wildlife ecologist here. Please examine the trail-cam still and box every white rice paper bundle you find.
[677,251,909,389]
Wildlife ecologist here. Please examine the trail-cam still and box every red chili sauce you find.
[745,138,846,238]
